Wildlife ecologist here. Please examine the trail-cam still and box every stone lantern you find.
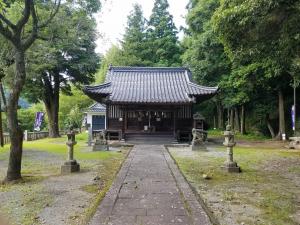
[61,130,80,174]
[223,125,241,173]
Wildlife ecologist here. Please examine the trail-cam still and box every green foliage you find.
[59,87,92,130]
[95,0,182,84]
[213,0,300,85]
[24,4,100,101]
[182,0,230,85]
[121,4,152,66]
[64,105,83,130]
[95,45,125,83]
[183,0,300,135]
[147,0,182,66]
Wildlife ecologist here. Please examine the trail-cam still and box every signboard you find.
[34,112,44,131]
[292,105,295,131]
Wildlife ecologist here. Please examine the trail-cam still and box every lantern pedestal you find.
[222,161,240,173]
[61,160,80,174]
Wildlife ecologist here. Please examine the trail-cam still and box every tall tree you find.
[23,3,100,137]
[182,0,230,129]
[147,0,182,66]
[213,0,300,139]
[121,4,151,66]
[0,0,60,182]
[95,45,125,83]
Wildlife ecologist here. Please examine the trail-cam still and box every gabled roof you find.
[85,103,106,113]
[84,67,218,104]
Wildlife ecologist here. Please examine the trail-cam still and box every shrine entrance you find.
[126,110,173,133]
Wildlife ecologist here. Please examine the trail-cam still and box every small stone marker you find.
[93,130,109,151]
[87,124,92,147]
[191,128,207,150]
[61,130,80,174]
[222,125,241,173]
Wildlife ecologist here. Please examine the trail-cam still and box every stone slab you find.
[89,144,212,225]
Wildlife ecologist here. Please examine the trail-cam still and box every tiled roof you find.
[84,67,218,104]
[85,103,106,113]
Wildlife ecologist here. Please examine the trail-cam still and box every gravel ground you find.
[169,141,300,225]
[38,170,98,225]
[0,147,125,225]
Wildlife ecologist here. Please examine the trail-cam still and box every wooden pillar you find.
[122,106,125,140]
[106,103,109,130]
[125,107,128,130]
[173,108,177,138]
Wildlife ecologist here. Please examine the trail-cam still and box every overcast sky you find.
[95,0,189,54]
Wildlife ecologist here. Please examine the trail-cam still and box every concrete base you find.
[93,144,109,151]
[61,160,80,174]
[222,161,241,173]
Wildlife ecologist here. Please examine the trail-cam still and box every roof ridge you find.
[110,66,189,71]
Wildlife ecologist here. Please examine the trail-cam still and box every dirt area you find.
[0,142,130,225]
[168,139,300,225]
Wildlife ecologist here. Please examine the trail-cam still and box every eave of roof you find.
[85,103,106,113]
[84,66,218,104]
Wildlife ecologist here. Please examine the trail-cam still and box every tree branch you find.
[15,0,32,30]
[0,14,17,30]
[22,2,38,50]
[38,0,61,29]
[0,20,13,41]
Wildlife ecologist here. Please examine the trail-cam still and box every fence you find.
[2,131,50,146]
[3,133,10,145]
[24,131,49,141]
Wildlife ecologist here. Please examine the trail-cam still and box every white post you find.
[24,130,28,141]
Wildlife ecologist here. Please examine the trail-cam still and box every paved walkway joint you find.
[90,145,212,225]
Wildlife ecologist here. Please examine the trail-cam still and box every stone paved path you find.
[90,145,212,225]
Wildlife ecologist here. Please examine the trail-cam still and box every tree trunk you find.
[230,108,234,129]
[5,50,26,182]
[234,107,240,132]
[45,101,60,137]
[240,105,246,135]
[43,73,60,138]
[277,89,286,140]
[266,113,275,138]
[216,101,224,129]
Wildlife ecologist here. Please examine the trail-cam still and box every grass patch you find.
[208,129,269,141]
[169,145,300,225]
[0,134,131,225]
[259,190,296,225]
[0,177,53,225]
[82,184,99,194]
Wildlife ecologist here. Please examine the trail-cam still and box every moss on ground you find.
[169,145,300,225]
